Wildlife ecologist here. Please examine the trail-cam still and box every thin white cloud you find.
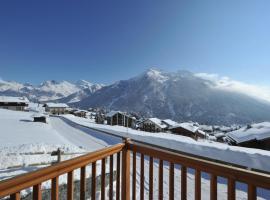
[195,73,270,103]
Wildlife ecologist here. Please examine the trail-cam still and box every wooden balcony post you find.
[122,138,131,200]
[51,177,59,200]
[67,171,74,200]
[80,167,86,200]
[33,184,42,200]
[10,192,20,200]
[248,184,256,200]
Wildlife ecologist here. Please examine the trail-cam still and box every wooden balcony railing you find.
[0,139,270,200]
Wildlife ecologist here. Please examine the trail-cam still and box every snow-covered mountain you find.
[76,68,270,125]
[0,79,103,102]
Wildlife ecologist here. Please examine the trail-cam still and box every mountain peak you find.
[144,68,169,83]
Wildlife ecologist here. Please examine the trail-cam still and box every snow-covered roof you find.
[227,122,270,144]
[45,103,69,108]
[171,122,199,133]
[0,96,29,103]
[74,110,88,114]
[147,118,167,129]
[106,111,133,118]
[162,119,179,127]
[106,111,120,117]
[199,125,213,132]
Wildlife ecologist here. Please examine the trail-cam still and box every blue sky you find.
[0,0,270,85]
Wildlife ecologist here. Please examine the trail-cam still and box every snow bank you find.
[63,115,270,172]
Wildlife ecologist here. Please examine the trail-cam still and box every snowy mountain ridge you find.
[0,79,103,102]
[76,68,270,125]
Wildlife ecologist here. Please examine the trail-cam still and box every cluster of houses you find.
[1,95,270,151]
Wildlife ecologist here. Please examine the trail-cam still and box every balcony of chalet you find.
[0,139,269,200]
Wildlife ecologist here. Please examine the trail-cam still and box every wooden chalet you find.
[106,111,135,128]
[227,122,270,150]
[139,118,167,132]
[0,96,29,111]
[169,122,206,140]
[43,103,69,115]
[74,110,88,118]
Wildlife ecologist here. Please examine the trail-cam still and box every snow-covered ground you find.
[0,109,269,199]
[63,114,270,173]
[0,109,120,182]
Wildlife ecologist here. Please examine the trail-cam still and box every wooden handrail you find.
[127,142,270,189]
[1,138,270,200]
[0,143,125,198]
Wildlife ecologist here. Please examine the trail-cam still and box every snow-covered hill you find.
[76,68,270,125]
[0,79,103,102]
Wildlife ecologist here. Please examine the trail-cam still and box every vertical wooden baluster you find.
[92,161,96,200]
[195,169,201,200]
[169,163,174,200]
[122,139,131,200]
[210,174,217,200]
[116,152,121,200]
[80,167,86,200]
[67,171,74,200]
[51,177,59,200]
[10,192,20,200]
[140,154,144,200]
[109,155,114,200]
[181,166,187,200]
[227,178,235,200]
[248,184,256,200]
[159,160,163,200]
[149,157,153,200]
[33,183,42,200]
[132,151,137,200]
[101,158,106,200]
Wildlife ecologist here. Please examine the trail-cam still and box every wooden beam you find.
[116,153,121,200]
[181,166,187,200]
[122,139,131,200]
[159,160,163,200]
[140,154,144,200]
[149,157,153,200]
[80,167,86,200]
[248,184,256,200]
[91,162,96,200]
[51,177,59,200]
[109,155,114,200]
[10,192,20,200]
[33,184,42,200]
[169,163,174,200]
[195,169,201,200]
[101,159,106,200]
[210,174,217,200]
[132,151,136,200]
[67,171,73,200]
[227,178,235,200]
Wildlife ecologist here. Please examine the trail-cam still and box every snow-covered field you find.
[0,109,120,182]
[0,109,269,199]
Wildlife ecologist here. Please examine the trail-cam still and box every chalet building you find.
[139,118,167,132]
[106,111,136,128]
[0,96,29,111]
[169,122,206,140]
[227,122,270,150]
[162,119,179,129]
[74,110,88,118]
[43,103,69,115]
